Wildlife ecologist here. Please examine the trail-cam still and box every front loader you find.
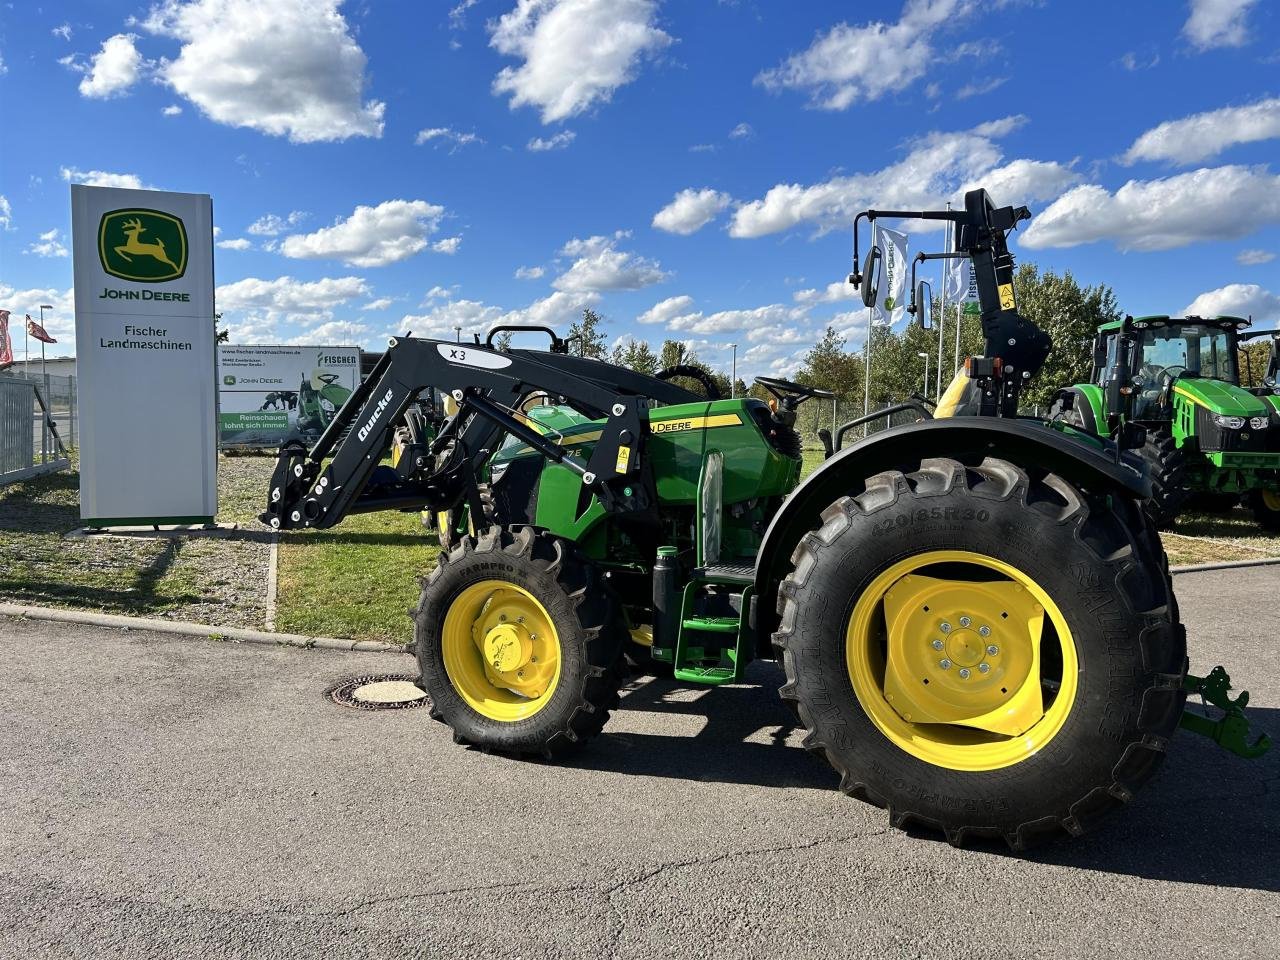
[263,189,1268,849]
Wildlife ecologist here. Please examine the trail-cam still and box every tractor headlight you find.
[1249,416,1270,430]
[1210,413,1246,429]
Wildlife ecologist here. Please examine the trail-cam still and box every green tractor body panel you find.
[1172,379,1269,420]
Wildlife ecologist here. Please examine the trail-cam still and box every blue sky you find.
[1,0,1277,378]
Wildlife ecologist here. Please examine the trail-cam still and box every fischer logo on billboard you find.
[358,389,395,442]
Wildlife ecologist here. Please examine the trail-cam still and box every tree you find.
[793,326,864,435]
[611,337,659,374]
[567,308,608,359]
[214,311,229,343]
[659,339,694,369]
[492,330,514,351]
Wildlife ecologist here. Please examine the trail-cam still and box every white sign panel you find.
[217,344,361,447]
[71,185,216,525]
[874,225,909,327]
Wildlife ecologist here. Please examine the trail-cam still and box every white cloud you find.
[730,119,1034,239]
[671,304,804,337]
[361,297,394,311]
[1237,248,1275,266]
[415,127,485,151]
[0,285,77,345]
[793,281,857,305]
[401,299,507,338]
[956,76,1006,100]
[489,0,672,123]
[956,158,1081,204]
[1183,0,1258,50]
[216,237,252,250]
[514,265,545,280]
[505,290,600,328]
[423,285,458,303]
[553,234,667,292]
[637,294,696,325]
[59,167,151,189]
[74,33,144,98]
[432,236,462,254]
[288,319,371,345]
[449,0,481,29]
[1121,98,1280,166]
[729,122,753,139]
[652,188,733,235]
[279,200,447,267]
[1182,283,1280,322]
[162,104,183,116]
[1118,51,1160,71]
[53,24,73,40]
[216,275,371,325]
[142,0,384,143]
[0,196,12,231]
[25,228,69,258]
[1021,165,1280,251]
[527,130,576,151]
[246,211,307,236]
[755,0,977,110]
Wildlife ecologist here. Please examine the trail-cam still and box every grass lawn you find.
[0,454,272,627]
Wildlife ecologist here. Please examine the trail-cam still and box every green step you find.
[680,616,740,634]
[673,664,738,685]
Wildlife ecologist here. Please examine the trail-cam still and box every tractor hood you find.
[1171,377,1270,418]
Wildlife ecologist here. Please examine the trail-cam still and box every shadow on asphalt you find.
[587,665,1279,892]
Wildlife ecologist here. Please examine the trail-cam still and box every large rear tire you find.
[1248,488,1280,532]
[774,456,1185,849]
[414,527,626,758]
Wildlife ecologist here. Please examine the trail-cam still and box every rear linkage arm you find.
[261,337,665,531]
[1180,666,1272,759]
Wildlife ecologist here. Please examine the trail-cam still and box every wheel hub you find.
[882,574,1045,737]
[470,589,557,700]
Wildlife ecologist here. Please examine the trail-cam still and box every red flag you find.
[0,310,12,366]
[26,314,56,344]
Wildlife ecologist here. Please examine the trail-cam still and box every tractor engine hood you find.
[1171,377,1271,418]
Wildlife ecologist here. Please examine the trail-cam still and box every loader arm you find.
[261,336,701,532]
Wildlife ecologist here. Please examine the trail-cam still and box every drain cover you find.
[328,674,429,711]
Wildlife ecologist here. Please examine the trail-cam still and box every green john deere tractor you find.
[263,190,1268,849]
[1051,315,1280,529]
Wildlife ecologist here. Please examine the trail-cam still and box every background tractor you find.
[1051,316,1280,529]
[263,190,1267,849]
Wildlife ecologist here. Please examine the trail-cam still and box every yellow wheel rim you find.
[441,579,562,722]
[629,625,654,648]
[845,550,1078,772]
[1262,489,1280,512]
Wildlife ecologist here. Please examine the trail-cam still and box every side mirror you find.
[860,246,882,308]
[914,281,933,330]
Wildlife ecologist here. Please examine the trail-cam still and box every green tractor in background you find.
[295,368,356,437]
[1052,315,1280,529]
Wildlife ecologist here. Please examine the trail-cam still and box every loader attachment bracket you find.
[1180,666,1272,759]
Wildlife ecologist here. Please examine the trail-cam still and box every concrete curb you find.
[264,536,279,632]
[0,603,402,654]
[1170,556,1280,575]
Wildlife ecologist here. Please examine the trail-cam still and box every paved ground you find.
[1,567,1277,959]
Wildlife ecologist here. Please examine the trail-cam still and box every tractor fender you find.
[751,417,1149,654]
[1051,384,1106,436]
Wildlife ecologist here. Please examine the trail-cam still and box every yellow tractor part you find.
[441,579,562,722]
[845,550,1078,772]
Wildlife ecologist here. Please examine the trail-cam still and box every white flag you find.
[944,255,970,303]
[873,224,909,327]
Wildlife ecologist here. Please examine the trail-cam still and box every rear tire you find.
[774,456,1185,849]
[1186,492,1239,514]
[1248,488,1280,532]
[414,527,625,758]
[1137,430,1188,528]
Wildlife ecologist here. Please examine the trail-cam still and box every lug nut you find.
[958,668,971,679]
[939,659,952,670]
[959,616,971,628]
[987,644,999,656]
[499,614,507,621]
[978,625,991,637]
[940,622,952,633]
[931,639,944,650]
[978,663,991,674]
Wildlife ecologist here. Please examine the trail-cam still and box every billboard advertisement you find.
[217,344,361,447]
[71,185,217,526]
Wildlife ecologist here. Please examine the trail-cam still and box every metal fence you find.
[0,374,72,485]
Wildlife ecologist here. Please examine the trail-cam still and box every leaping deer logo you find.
[114,217,179,272]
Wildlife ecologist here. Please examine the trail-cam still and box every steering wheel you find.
[754,376,833,410]
[656,364,722,400]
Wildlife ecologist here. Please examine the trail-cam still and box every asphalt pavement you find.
[1,567,1277,959]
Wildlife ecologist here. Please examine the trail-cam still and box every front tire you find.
[774,456,1185,849]
[1137,429,1188,528]
[1248,488,1280,532]
[414,527,626,758]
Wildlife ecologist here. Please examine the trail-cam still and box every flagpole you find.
[863,307,872,435]
[936,205,950,400]
[24,319,29,380]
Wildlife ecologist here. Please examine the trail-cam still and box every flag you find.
[26,314,57,344]
[0,310,12,366]
[873,224,909,327]
[944,255,971,304]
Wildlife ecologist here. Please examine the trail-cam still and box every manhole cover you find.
[327,674,429,711]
